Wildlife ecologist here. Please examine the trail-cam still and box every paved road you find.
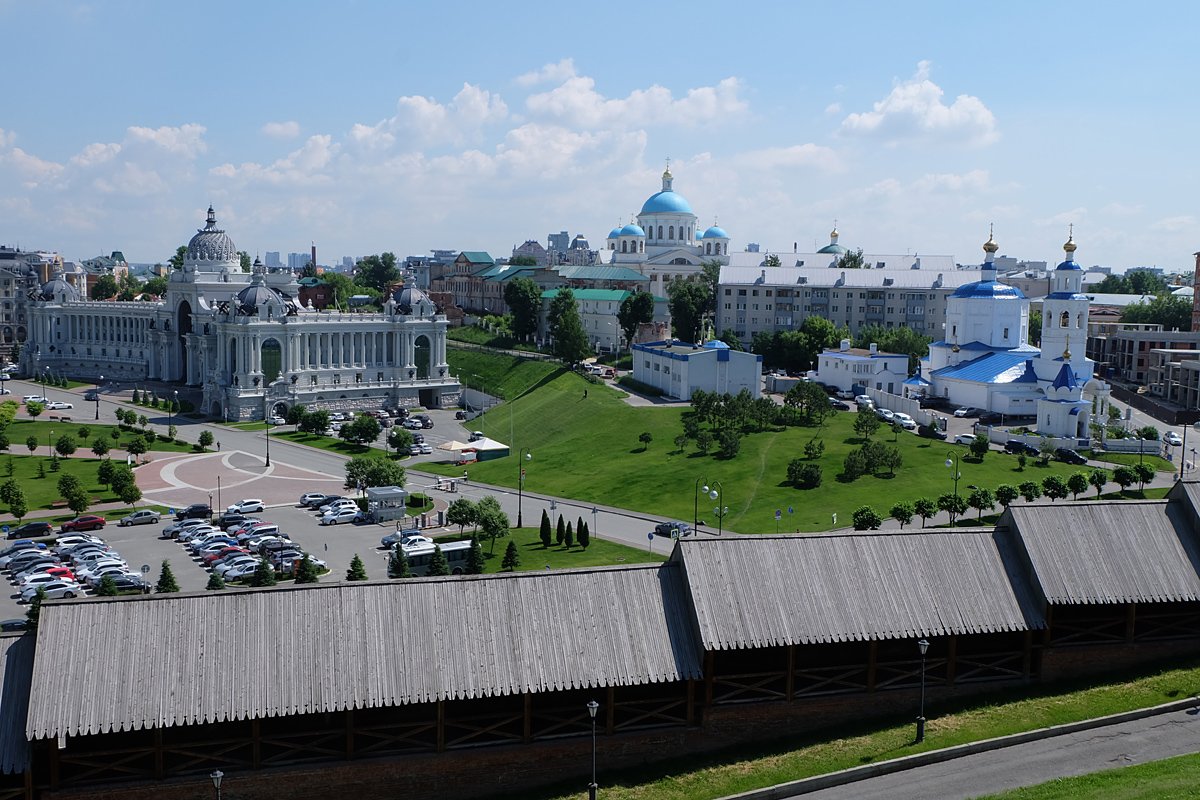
[802,707,1200,800]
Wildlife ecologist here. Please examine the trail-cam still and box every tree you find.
[1137,426,1160,441]
[547,289,591,365]
[25,587,46,631]
[92,274,119,300]
[880,446,903,476]
[666,277,711,343]
[617,291,655,351]
[967,487,995,522]
[638,431,652,451]
[787,458,822,489]
[1017,481,1041,503]
[716,428,741,459]
[447,498,477,536]
[198,430,214,450]
[836,248,866,270]
[1089,468,1109,498]
[353,252,400,292]
[695,430,713,454]
[852,505,882,530]
[168,245,188,270]
[0,479,16,508]
[854,412,879,440]
[938,493,968,526]
[504,277,542,341]
[344,456,406,490]
[1042,475,1069,502]
[1121,294,1192,331]
[501,539,521,572]
[387,548,412,579]
[1112,466,1136,494]
[155,560,180,593]
[386,427,414,456]
[346,554,369,581]
[804,439,825,460]
[25,401,42,419]
[914,497,936,528]
[476,495,510,554]
[464,535,486,575]
[251,559,277,586]
[126,437,148,462]
[144,275,168,297]
[556,515,565,546]
[96,574,119,596]
[294,554,321,584]
[842,449,867,480]
[890,502,914,529]
[298,408,332,435]
[426,545,450,577]
[117,481,142,506]
[97,458,116,488]
[996,484,1019,508]
[340,413,382,445]
[206,572,226,591]
[509,254,538,267]
[55,435,77,458]
[1067,471,1089,500]
[538,509,553,548]
[579,520,591,549]
[969,435,990,460]
[565,521,574,548]
[785,382,831,426]
[1134,463,1155,491]
[24,436,36,455]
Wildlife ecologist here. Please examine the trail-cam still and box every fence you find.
[866,389,934,428]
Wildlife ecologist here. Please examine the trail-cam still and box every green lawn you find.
[0,454,139,516]
[274,429,393,459]
[516,658,1200,800]
[8,419,196,454]
[440,525,666,573]
[429,353,1084,533]
[1088,450,1176,473]
[974,753,1200,800]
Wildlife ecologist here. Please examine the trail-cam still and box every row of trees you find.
[386,536,523,578]
[446,496,510,553]
[538,509,592,550]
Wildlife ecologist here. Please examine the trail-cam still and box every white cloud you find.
[525,74,746,128]
[734,144,841,172]
[211,134,338,186]
[4,147,64,185]
[261,121,301,139]
[125,124,207,158]
[840,61,998,146]
[93,162,169,196]
[515,58,577,87]
[824,102,842,115]
[1151,215,1195,232]
[912,169,990,193]
[357,83,508,149]
[1035,208,1087,228]
[0,128,13,149]
[69,142,121,168]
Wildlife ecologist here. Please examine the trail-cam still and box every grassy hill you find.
[436,351,1098,534]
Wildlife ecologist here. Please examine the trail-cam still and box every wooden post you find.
[252,719,262,769]
[606,686,615,735]
[785,645,796,701]
[946,636,957,685]
[436,701,445,752]
[48,742,59,791]
[523,693,532,743]
[704,651,715,706]
[1125,604,1137,642]
[866,641,878,692]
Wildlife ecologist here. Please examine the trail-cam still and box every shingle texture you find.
[676,531,1044,651]
[27,566,702,740]
[1004,501,1200,605]
[0,636,32,774]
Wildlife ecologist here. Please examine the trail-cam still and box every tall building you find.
[287,252,310,270]
[264,251,282,269]
[547,231,569,252]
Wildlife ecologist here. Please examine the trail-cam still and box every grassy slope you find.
[1089,451,1176,473]
[442,526,665,573]
[8,419,195,454]
[434,352,1085,533]
[974,753,1200,800]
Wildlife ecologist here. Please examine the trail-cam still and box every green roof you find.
[459,251,494,265]
[541,289,632,302]
[557,265,649,282]
[297,277,325,287]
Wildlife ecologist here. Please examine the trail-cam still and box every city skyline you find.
[1,1,1197,271]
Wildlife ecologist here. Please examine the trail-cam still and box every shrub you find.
[346,554,368,581]
[501,540,521,571]
[852,505,882,530]
[890,502,914,529]
[803,439,825,460]
[155,560,180,593]
[795,463,822,489]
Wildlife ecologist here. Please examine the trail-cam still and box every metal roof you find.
[27,565,702,740]
[675,532,1044,651]
[719,264,973,290]
[1004,501,1200,605]
[932,350,1038,384]
[0,636,32,774]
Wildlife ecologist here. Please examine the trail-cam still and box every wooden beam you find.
[154,728,163,779]
[436,701,445,753]
[1125,604,1137,642]
[686,680,696,726]
[606,686,615,736]
[866,641,878,692]
[523,693,532,744]
[785,645,795,701]
[345,709,354,760]
[252,719,261,769]
[1022,630,1033,679]
[704,651,715,707]
[946,636,958,685]
[48,741,59,791]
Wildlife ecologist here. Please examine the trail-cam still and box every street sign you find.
[775,510,782,520]
[1,526,8,535]
[140,564,150,574]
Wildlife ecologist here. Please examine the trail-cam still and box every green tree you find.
[206,572,226,591]
[426,544,450,576]
[716,427,741,459]
[967,487,995,522]
[938,493,968,526]
[1042,475,1069,502]
[168,245,188,270]
[556,515,565,546]
[803,439,825,460]
[251,559,277,586]
[969,435,990,460]
[638,431,652,451]
[346,554,369,581]
[155,560,180,593]
[504,277,542,341]
[1134,463,1155,491]
[167,424,177,441]
[198,430,214,450]
[76,425,90,441]
[447,498,477,536]
[996,484,1019,508]
[501,539,521,571]
[717,329,744,351]
[0,479,16,508]
[387,427,414,456]
[294,554,321,584]
[25,401,42,419]
[1018,481,1042,503]
[387,548,412,578]
[1112,466,1136,494]
[144,275,168,296]
[5,485,25,521]
[339,413,382,445]
[24,436,36,456]
[344,456,406,490]
[763,254,781,267]
[299,408,332,434]
[509,254,537,267]
[695,430,713,454]
[914,497,936,528]
[55,435,77,458]
[666,277,711,343]
[354,252,400,292]
[26,587,46,631]
[126,437,148,462]
[97,458,116,488]
[1067,471,1089,500]
[1089,468,1109,498]
[890,502,914,529]
[565,521,574,548]
[96,574,119,596]
[466,535,486,575]
[852,505,882,530]
[547,289,591,365]
[785,382,832,426]
[476,495,510,554]
[238,251,252,272]
[673,433,689,453]
[92,274,119,300]
[578,520,591,549]
[1121,294,1192,331]
[853,412,880,440]
[842,449,867,480]
[836,248,866,269]
[117,481,142,506]
[617,291,655,351]
[539,509,552,548]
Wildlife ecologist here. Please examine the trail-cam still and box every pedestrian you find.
[583,389,588,399]
[216,440,221,451]
[324,542,328,552]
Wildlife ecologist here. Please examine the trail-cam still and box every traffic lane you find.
[801,707,1200,800]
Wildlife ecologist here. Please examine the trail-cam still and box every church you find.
[603,164,731,296]
[21,207,459,420]
[922,229,1110,438]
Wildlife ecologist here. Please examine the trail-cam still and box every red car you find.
[60,515,106,533]
[204,547,249,566]
[42,566,78,582]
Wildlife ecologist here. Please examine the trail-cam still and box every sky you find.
[1,1,1198,272]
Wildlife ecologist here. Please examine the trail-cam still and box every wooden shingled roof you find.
[26,565,702,741]
[674,530,1046,651]
[0,635,32,774]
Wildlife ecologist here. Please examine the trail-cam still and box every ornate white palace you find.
[22,207,458,420]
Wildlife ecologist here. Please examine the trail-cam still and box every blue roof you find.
[608,226,623,239]
[620,223,646,237]
[929,340,1014,352]
[1055,259,1081,271]
[1051,362,1078,390]
[702,340,730,350]
[1045,291,1089,301]
[817,244,848,255]
[640,191,694,215]
[701,225,729,239]
[903,375,932,386]
[951,280,1026,300]
[932,351,1037,384]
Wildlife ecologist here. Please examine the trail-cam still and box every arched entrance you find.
[176,300,193,381]
[261,338,282,384]
[414,335,431,379]
[271,402,288,418]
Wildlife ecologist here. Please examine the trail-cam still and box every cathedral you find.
[923,229,1110,438]
[22,207,458,420]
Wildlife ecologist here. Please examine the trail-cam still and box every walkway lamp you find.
[95,374,103,420]
[693,476,710,533]
[168,389,178,438]
[916,638,930,743]
[709,480,726,537]
[517,449,532,527]
[210,769,223,800]
[944,451,962,498]
[587,700,600,800]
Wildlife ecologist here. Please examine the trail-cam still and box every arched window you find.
[657,225,663,239]
[1060,311,1070,328]
[705,243,711,255]
[1076,313,1083,328]
[640,241,645,253]
[669,225,675,240]
[621,241,627,253]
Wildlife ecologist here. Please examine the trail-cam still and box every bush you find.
[852,505,882,530]
[842,450,867,480]
[346,554,368,581]
[155,560,180,593]
[803,439,825,460]
[795,463,822,489]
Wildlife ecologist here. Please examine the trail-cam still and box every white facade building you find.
[816,341,910,395]
[632,339,761,401]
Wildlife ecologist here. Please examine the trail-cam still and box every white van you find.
[455,450,478,466]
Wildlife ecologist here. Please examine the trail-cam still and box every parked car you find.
[216,556,260,577]
[21,395,46,404]
[828,398,851,411]
[118,510,160,527]
[953,407,981,418]
[106,575,147,594]
[269,416,286,426]
[316,499,357,514]
[892,412,916,430]
[854,395,874,409]
[174,504,212,521]
[468,431,485,442]
[418,443,433,455]
[953,433,977,446]
[226,499,265,514]
[380,530,427,549]
[82,390,99,402]
[45,401,73,410]
[0,619,28,632]
[876,408,895,423]
[978,411,1003,425]
[222,561,262,581]
[20,580,80,602]
[298,492,328,507]
[217,512,254,530]
[20,572,80,590]
[60,515,106,533]
[52,535,103,554]
[1004,440,1040,456]
[305,495,343,510]
[408,444,422,456]
[160,518,211,539]
[7,521,52,540]
[1055,447,1088,465]
[917,424,947,440]
[320,507,362,526]
[653,521,691,538]
[1164,431,1184,446]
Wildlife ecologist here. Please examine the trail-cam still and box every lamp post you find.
[591,506,599,539]
[168,389,178,438]
[264,405,272,468]
[210,769,223,800]
[517,448,532,527]
[915,638,930,743]
[1179,422,1200,481]
[709,480,726,537]
[586,700,599,800]
[944,451,962,497]
[48,427,53,457]
[95,375,103,420]
[693,476,710,533]
[39,367,47,402]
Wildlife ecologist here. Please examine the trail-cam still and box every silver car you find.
[118,510,161,527]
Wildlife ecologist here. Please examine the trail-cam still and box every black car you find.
[1055,447,1088,465]
[174,503,212,521]
[1004,440,1040,456]
[653,521,691,538]
[218,512,252,528]
[978,411,1004,425]
[109,575,147,594]
[304,494,342,509]
[828,398,851,411]
[7,521,52,540]
[83,390,99,402]
[0,619,28,632]
[917,424,948,440]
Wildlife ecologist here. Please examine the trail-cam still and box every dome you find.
[607,226,623,239]
[983,230,999,254]
[951,280,1026,300]
[620,223,646,237]
[702,339,730,350]
[38,275,79,302]
[817,243,848,255]
[640,191,694,215]
[235,280,284,315]
[702,225,729,239]
[392,286,433,315]
[570,235,590,250]
[187,206,239,263]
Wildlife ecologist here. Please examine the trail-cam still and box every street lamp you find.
[915,638,930,743]
[39,367,47,402]
[944,451,962,497]
[264,406,272,468]
[591,506,599,539]
[210,769,223,800]
[586,700,599,800]
[168,389,178,437]
[1178,422,1200,481]
[95,374,103,420]
[48,427,53,457]
[693,476,710,533]
[517,448,532,527]
[709,480,726,537]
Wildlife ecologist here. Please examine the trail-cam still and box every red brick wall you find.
[1041,640,1200,683]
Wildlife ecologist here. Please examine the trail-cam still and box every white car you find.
[21,395,46,404]
[317,500,357,514]
[1165,431,1183,446]
[45,401,73,410]
[298,492,327,507]
[876,408,895,423]
[222,561,262,581]
[20,580,80,602]
[400,535,434,550]
[320,507,361,526]
[269,416,285,425]
[20,572,78,590]
[893,412,917,430]
[216,555,260,576]
[226,499,265,514]
[953,433,977,446]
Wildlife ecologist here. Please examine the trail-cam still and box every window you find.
[658,225,663,239]
[952,325,957,338]
[765,290,773,297]
[738,289,747,296]
[669,225,675,239]
[1003,327,1009,339]
[724,288,731,295]
[1060,311,1070,328]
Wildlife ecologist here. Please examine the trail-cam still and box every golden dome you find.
[1063,224,1077,254]
[983,224,998,254]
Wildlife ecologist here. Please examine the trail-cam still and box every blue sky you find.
[1,0,1197,271]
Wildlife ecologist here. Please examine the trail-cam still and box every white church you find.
[920,229,1110,439]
